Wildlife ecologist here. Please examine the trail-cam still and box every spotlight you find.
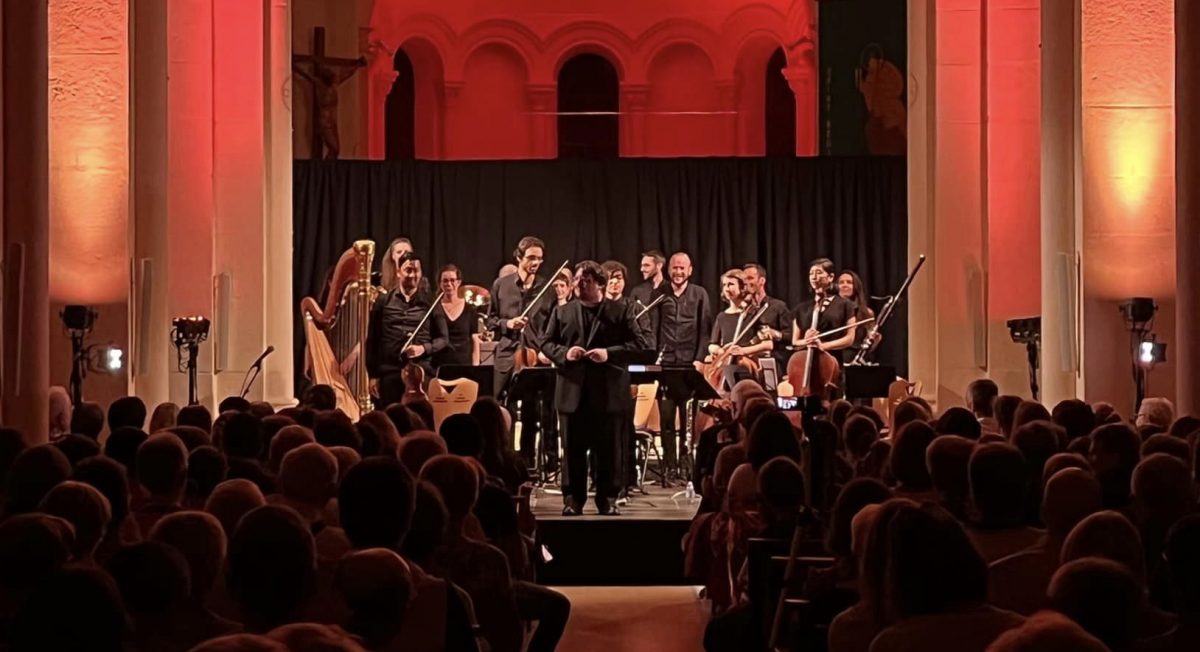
[1120,297,1157,327]
[171,316,211,406]
[1138,337,1167,367]
[1007,317,1041,344]
[91,344,125,374]
[60,304,97,333]
[1006,317,1041,400]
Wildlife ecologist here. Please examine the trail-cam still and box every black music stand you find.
[437,364,494,398]
[629,366,721,487]
[844,365,896,400]
[508,367,558,485]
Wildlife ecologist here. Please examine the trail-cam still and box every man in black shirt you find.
[742,263,793,374]
[366,254,446,407]
[656,252,712,474]
[540,261,652,515]
[487,236,556,468]
[628,250,667,346]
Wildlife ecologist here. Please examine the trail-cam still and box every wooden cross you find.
[293,27,366,159]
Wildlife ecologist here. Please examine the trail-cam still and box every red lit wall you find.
[293,0,820,159]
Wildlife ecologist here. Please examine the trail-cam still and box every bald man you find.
[656,251,712,476]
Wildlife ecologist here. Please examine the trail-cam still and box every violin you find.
[400,362,427,403]
[702,297,770,392]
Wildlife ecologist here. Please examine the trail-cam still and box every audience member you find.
[0,513,75,628]
[937,406,983,440]
[104,426,148,474]
[266,622,367,652]
[870,502,1025,652]
[187,445,230,507]
[278,406,315,430]
[249,402,276,419]
[1089,422,1142,510]
[0,428,27,490]
[70,400,105,439]
[149,511,237,626]
[222,412,275,494]
[1012,401,1051,432]
[1092,401,1121,425]
[925,435,975,519]
[1166,414,1200,441]
[398,432,450,477]
[1141,432,1190,462]
[150,401,180,432]
[994,395,1023,437]
[440,413,484,458]
[1048,557,1143,651]
[1131,454,1194,589]
[967,379,1000,434]
[1051,399,1096,442]
[205,479,267,538]
[259,415,297,459]
[133,432,189,533]
[358,411,401,458]
[171,425,213,450]
[49,386,72,439]
[178,404,215,434]
[73,455,138,559]
[327,447,361,484]
[745,411,801,470]
[891,400,929,435]
[4,444,72,516]
[37,479,111,563]
[106,540,203,651]
[983,610,1109,652]
[988,467,1102,615]
[889,421,938,499]
[226,505,317,632]
[53,432,101,466]
[405,399,435,432]
[301,384,337,412]
[824,477,891,581]
[967,443,1042,563]
[9,566,130,652]
[267,425,315,473]
[1138,515,1200,651]
[1010,421,1063,524]
[186,633,285,652]
[1041,452,1090,484]
[843,414,880,474]
[1136,398,1174,431]
[384,403,425,435]
[335,548,414,650]
[109,396,148,431]
[471,397,529,492]
[219,396,253,415]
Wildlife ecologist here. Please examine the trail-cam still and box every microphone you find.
[250,345,275,369]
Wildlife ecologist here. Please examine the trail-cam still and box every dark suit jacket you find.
[540,299,654,414]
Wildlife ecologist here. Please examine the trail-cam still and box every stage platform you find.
[532,484,699,586]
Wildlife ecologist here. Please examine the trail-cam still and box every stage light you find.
[1120,297,1156,327]
[171,316,211,406]
[1138,338,1166,366]
[60,305,121,405]
[95,345,124,374]
[61,304,97,333]
[1007,317,1040,344]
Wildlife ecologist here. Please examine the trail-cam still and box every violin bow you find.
[634,293,667,319]
[517,260,571,321]
[400,291,446,355]
[800,317,876,345]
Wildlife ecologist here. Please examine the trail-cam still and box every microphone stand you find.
[849,255,927,366]
[239,347,275,399]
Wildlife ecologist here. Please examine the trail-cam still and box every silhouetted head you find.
[38,480,111,559]
[70,401,105,439]
[968,443,1028,527]
[1047,557,1142,651]
[227,505,316,631]
[889,421,937,492]
[108,396,147,432]
[205,479,266,538]
[177,404,214,433]
[5,444,72,515]
[149,510,227,601]
[339,457,415,550]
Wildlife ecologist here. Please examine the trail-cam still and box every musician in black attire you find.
[792,258,858,364]
[366,254,447,407]
[602,259,636,493]
[707,269,773,394]
[540,261,652,515]
[656,252,713,473]
[629,250,667,345]
[742,263,792,372]
[430,264,479,369]
[836,269,878,358]
[487,236,556,468]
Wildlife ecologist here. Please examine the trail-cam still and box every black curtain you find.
[293,157,908,395]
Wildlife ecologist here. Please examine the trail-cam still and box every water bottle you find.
[685,481,695,503]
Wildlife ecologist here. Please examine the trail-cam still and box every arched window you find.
[557,54,619,158]
[764,48,796,156]
[385,48,416,160]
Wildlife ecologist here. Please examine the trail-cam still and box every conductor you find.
[540,261,652,516]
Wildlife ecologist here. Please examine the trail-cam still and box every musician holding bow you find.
[366,252,447,407]
[706,269,773,393]
[792,258,858,364]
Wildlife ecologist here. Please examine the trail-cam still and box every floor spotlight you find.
[59,305,123,405]
[172,316,211,406]
[1007,316,1041,400]
[1120,297,1161,412]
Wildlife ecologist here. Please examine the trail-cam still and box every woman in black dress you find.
[792,258,858,363]
[431,264,480,370]
[837,269,878,359]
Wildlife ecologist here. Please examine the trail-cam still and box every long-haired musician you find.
[707,269,773,393]
[792,258,857,363]
[366,253,446,407]
[837,269,878,354]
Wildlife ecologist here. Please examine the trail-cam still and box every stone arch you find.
[452,41,534,158]
[721,4,791,62]
[367,12,456,68]
[541,22,633,82]
[643,40,731,156]
[455,19,542,82]
[635,18,724,81]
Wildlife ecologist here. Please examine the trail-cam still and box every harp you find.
[300,240,379,420]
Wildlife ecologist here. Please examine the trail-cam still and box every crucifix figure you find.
[293,27,366,160]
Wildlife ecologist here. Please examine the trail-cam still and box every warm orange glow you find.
[48,0,130,304]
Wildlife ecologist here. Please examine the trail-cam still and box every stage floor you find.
[531,483,701,521]
[531,484,700,585]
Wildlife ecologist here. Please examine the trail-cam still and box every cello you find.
[702,295,770,392]
[787,294,842,402]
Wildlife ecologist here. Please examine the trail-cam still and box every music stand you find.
[628,366,720,486]
[508,367,558,485]
[843,365,896,400]
[437,364,494,398]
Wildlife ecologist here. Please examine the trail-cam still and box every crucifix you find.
[293,27,367,160]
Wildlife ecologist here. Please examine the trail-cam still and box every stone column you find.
[620,84,649,157]
[264,0,295,407]
[1177,0,1200,416]
[1040,0,1082,406]
[906,0,937,398]
[130,0,171,407]
[1,0,50,442]
[783,58,818,156]
[526,84,556,158]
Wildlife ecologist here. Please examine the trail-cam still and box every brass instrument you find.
[462,284,492,342]
[300,240,380,420]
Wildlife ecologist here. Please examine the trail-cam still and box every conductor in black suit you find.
[540,261,653,515]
